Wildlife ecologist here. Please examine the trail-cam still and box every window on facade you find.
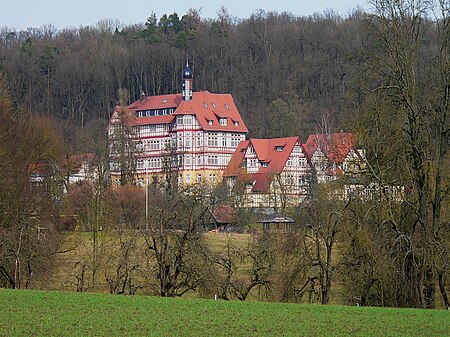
[207,155,218,165]
[146,140,160,151]
[231,134,240,148]
[299,176,306,185]
[196,156,202,165]
[207,133,218,147]
[148,158,161,168]
[110,162,119,171]
[137,160,144,169]
[222,137,227,147]
[185,174,191,184]
[163,139,171,149]
[197,174,202,183]
[185,136,191,148]
[209,174,216,183]
[287,157,294,166]
[299,158,306,167]
[184,115,192,125]
[286,174,294,185]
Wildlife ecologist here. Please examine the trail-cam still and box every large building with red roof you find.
[108,61,248,186]
[223,137,312,208]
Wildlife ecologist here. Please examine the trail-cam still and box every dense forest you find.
[0,7,370,143]
[0,0,448,309]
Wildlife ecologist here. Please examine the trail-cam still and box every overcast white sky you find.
[0,0,368,31]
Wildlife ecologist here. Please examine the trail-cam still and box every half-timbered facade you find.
[223,137,312,209]
[303,132,366,183]
[108,62,248,186]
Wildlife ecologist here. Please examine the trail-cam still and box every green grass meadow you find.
[1,289,449,336]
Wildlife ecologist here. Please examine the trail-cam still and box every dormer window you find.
[276,146,284,152]
[220,118,227,126]
[234,121,239,126]
[261,162,268,168]
[208,120,213,126]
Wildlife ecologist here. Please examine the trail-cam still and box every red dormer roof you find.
[252,137,300,174]
[174,91,248,133]
[223,140,249,177]
[128,93,182,111]
[303,132,359,164]
[112,91,248,132]
[224,137,307,193]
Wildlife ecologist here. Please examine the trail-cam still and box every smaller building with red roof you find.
[223,136,312,209]
[303,132,366,183]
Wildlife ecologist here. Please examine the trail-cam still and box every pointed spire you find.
[182,56,193,101]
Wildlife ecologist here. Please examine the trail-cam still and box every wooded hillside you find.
[1,8,371,143]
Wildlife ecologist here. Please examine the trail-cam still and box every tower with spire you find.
[182,58,193,101]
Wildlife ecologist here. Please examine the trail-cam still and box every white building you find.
[108,61,248,186]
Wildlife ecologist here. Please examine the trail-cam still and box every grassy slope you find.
[44,232,252,293]
[1,289,449,337]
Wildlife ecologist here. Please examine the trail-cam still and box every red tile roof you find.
[223,140,249,177]
[252,172,276,192]
[128,93,182,111]
[174,91,248,133]
[119,91,248,132]
[251,137,300,174]
[224,137,308,193]
[303,133,360,164]
[212,204,238,224]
